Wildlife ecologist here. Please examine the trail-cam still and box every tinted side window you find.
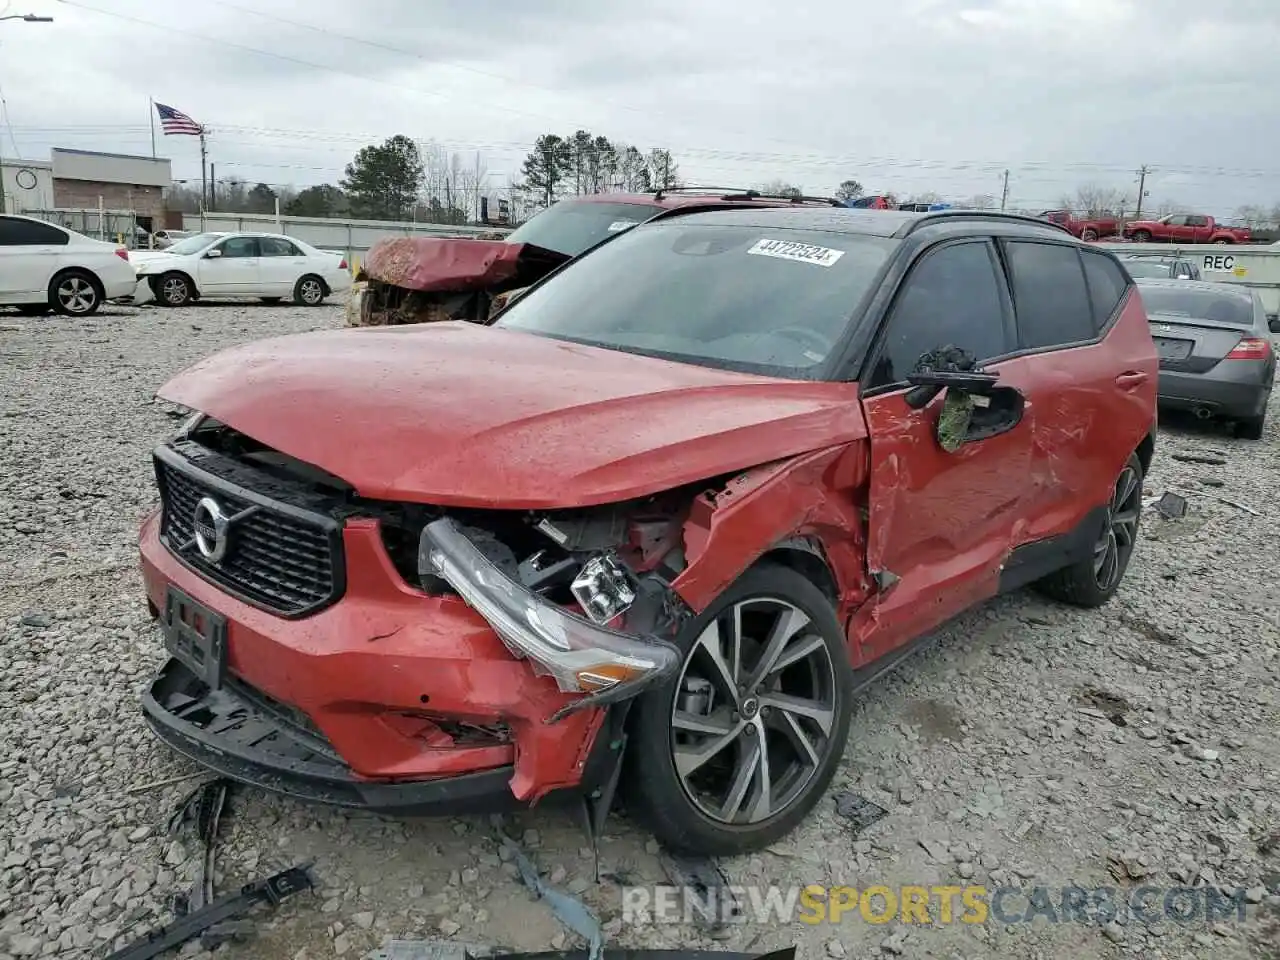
[1005,241,1094,349]
[0,217,69,246]
[260,237,301,257]
[870,241,1010,388]
[217,237,258,258]
[1080,250,1130,332]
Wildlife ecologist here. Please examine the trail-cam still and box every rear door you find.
[1187,215,1212,243]
[997,242,1152,547]
[857,238,1028,659]
[258,236,308,295]
[0,217,68,302]
[197,235,261,295]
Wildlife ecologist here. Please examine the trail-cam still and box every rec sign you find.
[1202,254,1235,271]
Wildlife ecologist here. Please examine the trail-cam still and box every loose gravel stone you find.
[1,303,1278,960]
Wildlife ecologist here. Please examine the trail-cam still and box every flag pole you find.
[149,98,156,158]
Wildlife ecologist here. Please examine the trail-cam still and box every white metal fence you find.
[180,211,512,272]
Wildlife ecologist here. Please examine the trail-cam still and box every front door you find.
[855,239,1030,661]
[197,235,261,295]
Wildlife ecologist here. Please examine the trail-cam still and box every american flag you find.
[154,102,204,136]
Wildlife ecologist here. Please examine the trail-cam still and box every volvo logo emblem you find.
[192,496,231,563]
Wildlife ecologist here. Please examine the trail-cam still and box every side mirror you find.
[205,248,223,259]
[904,368,1001,409]
[1269,316,1280,333]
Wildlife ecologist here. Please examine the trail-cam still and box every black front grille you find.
[155,445,345,617]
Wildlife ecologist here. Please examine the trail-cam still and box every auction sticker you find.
[607,220,642,232]
[747,237,845,266]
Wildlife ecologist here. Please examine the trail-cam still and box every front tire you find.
[624,564,852,856]
[49,270,102,316]
[1131,230,1152,243]
[1081,228,1098,242]
[294,275,326,306]
[1034,452,1143,608]
[156,272,193,307]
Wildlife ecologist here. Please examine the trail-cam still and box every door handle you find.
[1115,371,1148,388]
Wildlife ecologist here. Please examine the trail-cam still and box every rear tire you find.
[294,275,326,306]
[49,269,102,316]
[623,563,852,856]
[1035,452,1143,609]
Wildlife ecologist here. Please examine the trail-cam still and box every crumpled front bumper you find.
[143,656,523,813]
[138,509,611,807]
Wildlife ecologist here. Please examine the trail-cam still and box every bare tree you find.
[757,179,803,198]
[1154,199,1189,218]
[1066,183,1123,217]
[964,194,996,210]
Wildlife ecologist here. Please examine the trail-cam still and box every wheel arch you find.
[1135,430,1155,477]
[670,445,874,624]
[155,269,200,298]
[755,538,840,607]
[49,265,105,300]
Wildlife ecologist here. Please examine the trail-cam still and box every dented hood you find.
[158,323,867,509]
[362,237,568,294]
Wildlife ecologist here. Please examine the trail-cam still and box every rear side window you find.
[260,237,301,257]
[1081,250,1130,330]
[0,217,69,246]
[1004,241,1094,348]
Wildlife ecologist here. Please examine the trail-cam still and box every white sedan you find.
[130,231,352,307]
[0,214,137,316]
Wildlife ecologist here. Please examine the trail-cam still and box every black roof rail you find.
[652,185,842,207]
[902,209,1073,236]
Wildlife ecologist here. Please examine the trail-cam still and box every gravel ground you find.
[1,302,1278,960]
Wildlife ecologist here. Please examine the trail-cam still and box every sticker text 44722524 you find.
[747,238,845,267]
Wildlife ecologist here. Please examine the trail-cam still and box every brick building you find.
[50,148,172,234]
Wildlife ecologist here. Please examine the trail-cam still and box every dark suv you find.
[141,208,1157,856]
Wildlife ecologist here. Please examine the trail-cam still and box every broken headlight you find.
[419,517,679,702]
[571,554,637,625]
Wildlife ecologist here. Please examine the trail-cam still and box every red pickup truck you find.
[1122,214,1251,245]
[1038,209,1119,241]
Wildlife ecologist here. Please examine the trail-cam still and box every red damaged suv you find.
[139,207,1157,855]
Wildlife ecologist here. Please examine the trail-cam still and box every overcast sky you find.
[3,0,1280,216]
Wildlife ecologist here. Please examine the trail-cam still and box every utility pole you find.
[200,133,209,216]
[1134,165,1152,220]
[1000,169,1010,212]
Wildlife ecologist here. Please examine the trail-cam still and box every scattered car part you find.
[1152,491,1189,520]
[103,863,314,960]
[1171,452,1228,466]
[502,833,604,960]
[366,940,505,960]
[832,790,890,833]
[657,853,743,934]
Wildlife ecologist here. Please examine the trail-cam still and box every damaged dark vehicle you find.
[346,188,842,328]
[139,207,1157,855]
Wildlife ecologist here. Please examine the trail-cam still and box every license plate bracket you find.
[162,586,228,690]
[1153,336,1194,361]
